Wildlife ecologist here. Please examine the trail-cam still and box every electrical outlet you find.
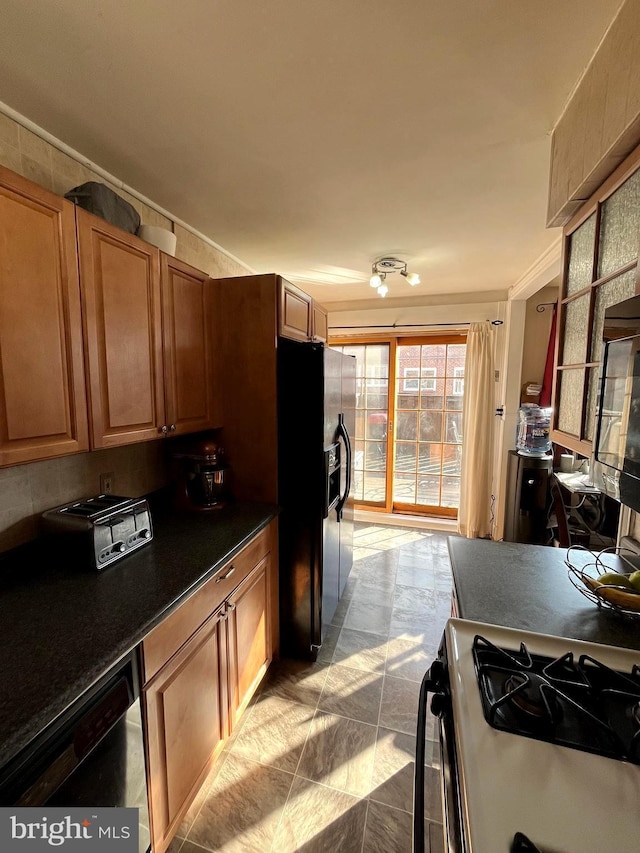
[100,472,115,495]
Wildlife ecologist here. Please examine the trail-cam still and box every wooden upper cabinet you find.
[312,301,328,343]
[279,278,312,341]
[161,255,219,434]
[0,166,88,465]
[77,209,165,447]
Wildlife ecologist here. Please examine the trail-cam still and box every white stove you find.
[414,618,640,853]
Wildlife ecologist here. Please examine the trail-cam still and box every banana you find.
[582,575,603,594]
[595,584,640,612]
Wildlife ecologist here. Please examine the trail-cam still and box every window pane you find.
[443,444,462,477]
[566,214,595,296]
[557,369,584,436]
[364,440,386,471]
[397,392,419,410]
[591,268,637,362]
[365,410,388,440]
[442,476,461,508]
[396,410,418,441]
[363,471,386,502]
[597,171,640,278]
[561,295,589,365]
[394,441,416,472]
[393,472,416,503]
[417,475,440,505]
[419,410,443,442]
[445,412,463,444]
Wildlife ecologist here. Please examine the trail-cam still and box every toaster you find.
[42,495,153,571]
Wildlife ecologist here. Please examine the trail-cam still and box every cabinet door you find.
[77,209,165,447]
[227,554,272,729]
[161,255,219,434]
[0,167,88,465]
[279,278,312,341]
[144,606,228,853]
[312,301,328,343]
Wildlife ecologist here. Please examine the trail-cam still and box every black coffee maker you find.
[172,437,230,510]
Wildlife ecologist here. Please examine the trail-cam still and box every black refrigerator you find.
[277,338,356,660]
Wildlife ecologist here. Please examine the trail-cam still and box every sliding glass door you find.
[332,335,466,517]
[393,338,465,517]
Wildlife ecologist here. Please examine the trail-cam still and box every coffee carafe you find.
[172,438,230,510]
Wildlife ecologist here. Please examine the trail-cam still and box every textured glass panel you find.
[584,367,601,442]
[566,214,596,296]
[590,268,637,362]
[557,369,584,436]
[561,295,589,364]
[598,171,640,278]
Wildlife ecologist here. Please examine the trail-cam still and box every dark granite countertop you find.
[0,500,278,769]
[448,538,640,652]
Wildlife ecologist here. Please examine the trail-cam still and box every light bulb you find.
[401,270,421,286]
[370,274,382,288]
[377,283,388,297]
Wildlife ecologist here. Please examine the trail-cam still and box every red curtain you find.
[539,305,557,407]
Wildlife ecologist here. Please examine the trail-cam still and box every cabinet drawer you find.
[142,525,271,682]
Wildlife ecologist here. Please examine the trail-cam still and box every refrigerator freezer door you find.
[339,353,356,596]
[322,348,344,631]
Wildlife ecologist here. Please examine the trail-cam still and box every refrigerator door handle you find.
[335,412,352,521]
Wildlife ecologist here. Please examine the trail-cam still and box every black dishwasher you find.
[0,649,150,853]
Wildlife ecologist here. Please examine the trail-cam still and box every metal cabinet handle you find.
[158,425,168,435]
[226,602,236,612]
[215,565,235,583]
[169,424,176,432]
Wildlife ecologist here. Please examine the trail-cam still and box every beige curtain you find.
[458,322,494,539]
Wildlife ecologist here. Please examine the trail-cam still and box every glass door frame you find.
[330,333,466,517]
[392,334,466,519]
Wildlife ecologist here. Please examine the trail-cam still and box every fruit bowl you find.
[566,545,640,618]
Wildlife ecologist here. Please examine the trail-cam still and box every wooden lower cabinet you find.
[227,556,271,729]
[144,606,227,853]
[142,522,277,853]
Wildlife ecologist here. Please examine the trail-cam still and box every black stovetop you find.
[473,633,640,763]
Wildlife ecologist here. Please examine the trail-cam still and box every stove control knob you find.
[430,693,450,717]
[428,659,446,686]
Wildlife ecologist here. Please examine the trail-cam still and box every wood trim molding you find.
[508,236,563,301]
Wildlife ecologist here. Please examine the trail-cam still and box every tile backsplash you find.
[0,442,168,553]
[0,111,248,279]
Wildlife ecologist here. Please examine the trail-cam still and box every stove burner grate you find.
[473,634,640,762]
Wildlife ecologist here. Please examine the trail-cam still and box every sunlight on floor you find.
[169,521,449,853]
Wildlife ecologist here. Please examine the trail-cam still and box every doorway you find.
[332,335,466,517]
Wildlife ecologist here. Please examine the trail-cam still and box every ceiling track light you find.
[369,257,421,296]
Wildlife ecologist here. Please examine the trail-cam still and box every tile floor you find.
[168,522,454,853]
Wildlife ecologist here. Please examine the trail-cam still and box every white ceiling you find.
[0,0,622,304]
